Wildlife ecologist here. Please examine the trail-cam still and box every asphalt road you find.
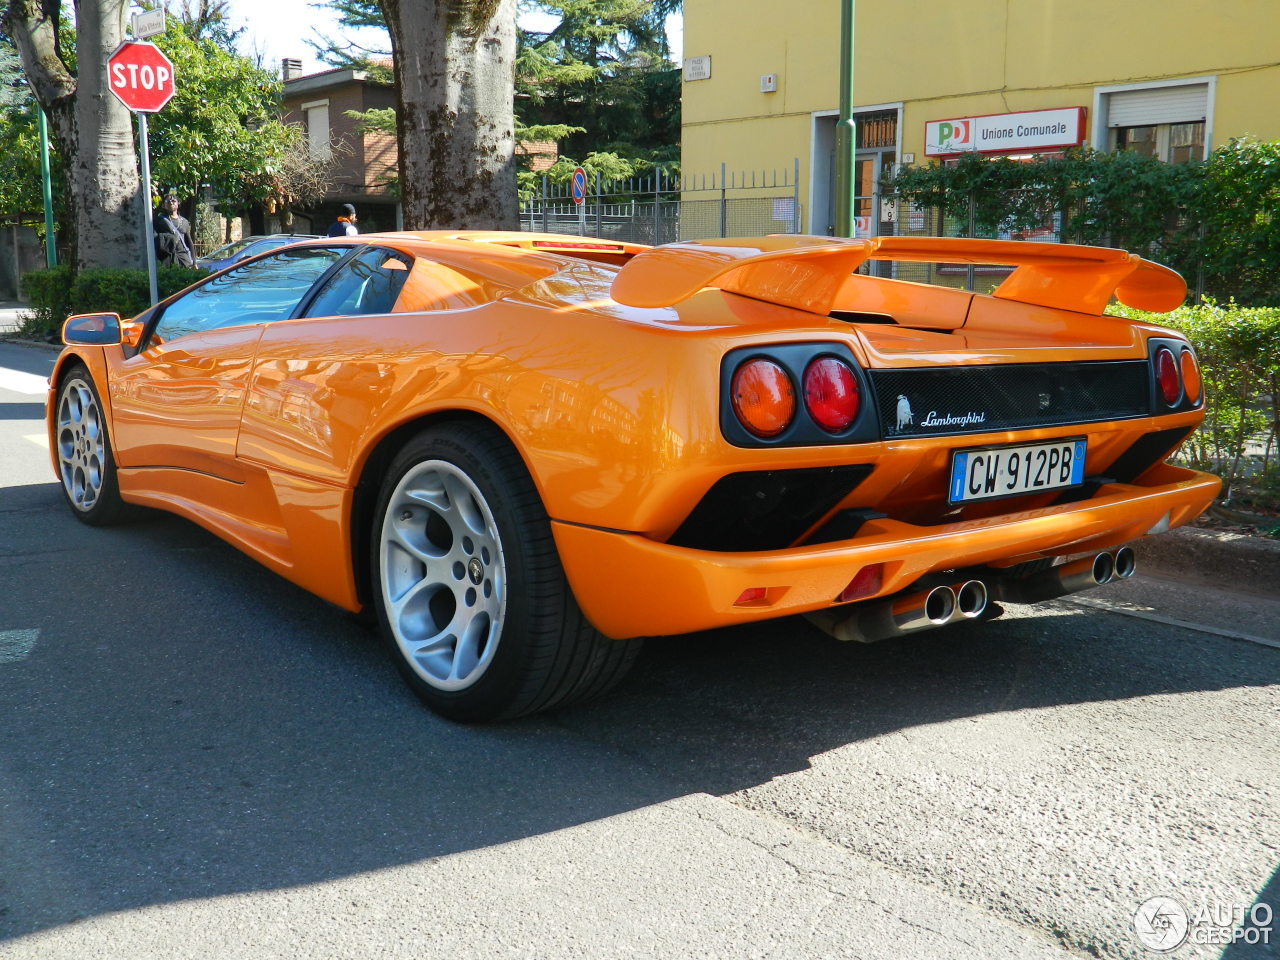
[1,339,1277,960]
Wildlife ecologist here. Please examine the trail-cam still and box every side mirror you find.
[62,312,124,346]
[121,320,145,348]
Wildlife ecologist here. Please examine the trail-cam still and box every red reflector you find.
[734,587,769,606]
[837,564,884,603]
[803,356,860,433]
[1154,346,1181,406]
[530,240,624,251]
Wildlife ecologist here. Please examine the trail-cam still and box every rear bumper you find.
[552,464,1220,639]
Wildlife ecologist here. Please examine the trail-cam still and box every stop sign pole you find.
[108,40,176,306]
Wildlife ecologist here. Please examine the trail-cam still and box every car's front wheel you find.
[371,422,640,721]
[55,366,132,525]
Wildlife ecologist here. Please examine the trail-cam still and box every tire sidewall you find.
[56,366,124,525]
[370,426,544,720]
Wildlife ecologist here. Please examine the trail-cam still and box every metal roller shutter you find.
[1107,84,1208,126]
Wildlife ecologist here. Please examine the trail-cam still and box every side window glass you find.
[303,248,412,318]
[152,247,346,343]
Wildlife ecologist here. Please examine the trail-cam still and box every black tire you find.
[54,365,134,526]
[369,421,640,721]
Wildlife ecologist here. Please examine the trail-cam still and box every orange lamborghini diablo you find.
[48,232,1220,720]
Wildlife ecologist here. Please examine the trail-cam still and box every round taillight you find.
[1180,349,1202,405]
[1154,346,1181,406]
[803,356,861,433]
[731,359,795,438]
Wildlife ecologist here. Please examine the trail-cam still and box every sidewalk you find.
[0,301,27,334]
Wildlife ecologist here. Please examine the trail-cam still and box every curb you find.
[1133,526,1280,598]
[0,337,61,352]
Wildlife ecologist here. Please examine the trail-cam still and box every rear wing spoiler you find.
[609,235,1186,316]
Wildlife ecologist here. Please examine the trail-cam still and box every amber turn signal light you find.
[1180,349,1201,405]
[731,359,795,438]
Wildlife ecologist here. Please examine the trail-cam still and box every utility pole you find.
[834,0,857,238]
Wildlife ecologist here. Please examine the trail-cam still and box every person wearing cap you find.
[327,204,359,237]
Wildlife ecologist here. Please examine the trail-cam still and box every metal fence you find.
[520,161,803,244]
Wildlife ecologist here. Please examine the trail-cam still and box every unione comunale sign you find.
[925,107,1085,157]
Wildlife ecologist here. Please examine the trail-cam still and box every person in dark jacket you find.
[327,204,359,237]
[153,194,196,267]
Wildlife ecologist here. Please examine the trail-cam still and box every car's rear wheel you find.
[371,422,640,721]
[55,366,132,525]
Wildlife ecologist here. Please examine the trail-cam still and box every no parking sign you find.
[570,167,588,205]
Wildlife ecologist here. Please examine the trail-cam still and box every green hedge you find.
[1110,302,1280,495]
[18,265,206,339]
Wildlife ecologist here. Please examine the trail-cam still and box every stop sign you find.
[107,41,175,113]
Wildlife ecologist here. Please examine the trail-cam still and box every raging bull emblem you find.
[896,394,914,431]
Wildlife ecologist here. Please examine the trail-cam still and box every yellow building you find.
[681,0,1280,237]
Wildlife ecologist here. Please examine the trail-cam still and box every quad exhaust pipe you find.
[809,548,1135,644]
[988,546,1136,604]
[807,578,989,644]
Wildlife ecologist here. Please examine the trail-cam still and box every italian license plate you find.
[949,438,1087,503]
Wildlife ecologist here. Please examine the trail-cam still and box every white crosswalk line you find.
[24,433,48,448]
[0,367,50,395]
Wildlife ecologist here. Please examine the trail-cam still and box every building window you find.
[1113,121,1204,163]
[302,100,331,160]
[1099,79,1210,163]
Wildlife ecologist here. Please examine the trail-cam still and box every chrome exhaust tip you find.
[806,584,957,644]
[1112,546,1137,579]
[953,580,989,619]
[921,585,957,625]
[1092,550,1116,585]
[990,552,1116,604]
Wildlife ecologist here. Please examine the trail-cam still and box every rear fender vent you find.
[668,464,874,551]
[830,310,897,325]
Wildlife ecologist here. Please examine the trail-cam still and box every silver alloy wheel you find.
[379,459,507,691]
[57,378,106,513]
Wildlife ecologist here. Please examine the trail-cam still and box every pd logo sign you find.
[935,120,970,148]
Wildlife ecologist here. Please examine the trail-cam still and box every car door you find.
[108,245,349,475]
[237,246,417,482]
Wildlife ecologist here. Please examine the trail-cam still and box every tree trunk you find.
[4,0,144,270]
[382,0,518,229]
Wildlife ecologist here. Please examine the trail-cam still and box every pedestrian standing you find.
[327,204,359,237]
[153,194,196,267]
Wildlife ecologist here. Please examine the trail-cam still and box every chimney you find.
[282,58,303,81]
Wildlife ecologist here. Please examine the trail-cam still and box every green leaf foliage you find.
[149,19,300,216]
[1110,301,1280,491]
[890,140,1280,306]
[313,0,681,172]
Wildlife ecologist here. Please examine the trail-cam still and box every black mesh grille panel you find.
[668,465,873,551]
[870,360,1150,438]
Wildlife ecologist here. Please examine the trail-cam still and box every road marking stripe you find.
[0,368,50,395]
[0,629,39,663]
[1066,595,1280,649]
[24,433,48,449]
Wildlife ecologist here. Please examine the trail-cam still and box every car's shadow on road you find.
[1,479,1277,941]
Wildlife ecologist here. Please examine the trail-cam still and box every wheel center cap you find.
[467,558,484,585]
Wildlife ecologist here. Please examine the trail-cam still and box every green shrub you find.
[17,265,206,339]
[18,264,73,338]
[1110,301,1280,496]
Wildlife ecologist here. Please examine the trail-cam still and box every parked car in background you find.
[196,234,321,272]
[47,232,1219,721]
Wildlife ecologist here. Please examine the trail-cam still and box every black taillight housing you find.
[721,343,878,447]
[1147,337,1203,413]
